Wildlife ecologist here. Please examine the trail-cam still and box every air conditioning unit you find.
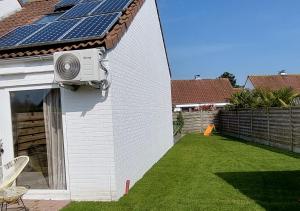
[54,49,106,85]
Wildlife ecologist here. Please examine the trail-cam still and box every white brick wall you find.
[61,87,117,200]
[108,0,173,199]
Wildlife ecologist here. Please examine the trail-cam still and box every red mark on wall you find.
[125,180,130,195]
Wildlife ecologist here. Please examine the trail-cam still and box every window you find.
[10,89,66,190]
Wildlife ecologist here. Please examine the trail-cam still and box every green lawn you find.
[63,134,300,211]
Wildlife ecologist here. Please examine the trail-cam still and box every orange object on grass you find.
[204,124,215,136]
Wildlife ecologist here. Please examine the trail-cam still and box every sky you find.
[157,0,300,85]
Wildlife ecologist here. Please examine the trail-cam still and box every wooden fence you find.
[219,108,300,153]
[13,112,46,156]
[12,112,48,176]
[173,110,219,133]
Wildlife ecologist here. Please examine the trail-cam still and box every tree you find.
[219,72,239,88]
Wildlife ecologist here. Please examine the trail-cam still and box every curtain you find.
[43,89,66,189]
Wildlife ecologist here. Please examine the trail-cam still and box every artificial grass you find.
[63,134,300,211]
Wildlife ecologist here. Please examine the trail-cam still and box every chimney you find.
[278,70,287,76]
[194,75,201,80]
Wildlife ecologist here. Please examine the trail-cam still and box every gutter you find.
[17,0,24,7]
[0,55,53,65]
[175,103,229,108]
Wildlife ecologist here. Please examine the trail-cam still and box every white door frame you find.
[0,84,71,200]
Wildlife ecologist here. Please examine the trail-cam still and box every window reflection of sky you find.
[10,89,52,112]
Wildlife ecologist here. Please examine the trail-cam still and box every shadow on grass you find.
[216,170,300,211]
[219,135,300,159]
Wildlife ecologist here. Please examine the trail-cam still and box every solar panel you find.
[0,0,134,50]
[21,19,80,46]
[61,13,120,41]
[0,24,46,49]
[80,0,102,3]
[58,1,103,20]
[55,0,81,10]
[91,0,133,15]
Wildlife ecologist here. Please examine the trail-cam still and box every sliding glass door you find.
[10,89,66,190]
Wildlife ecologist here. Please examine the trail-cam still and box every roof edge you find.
[154,0,171,77]
[248,74,300,78]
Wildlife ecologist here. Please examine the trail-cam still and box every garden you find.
[63,134,300,211]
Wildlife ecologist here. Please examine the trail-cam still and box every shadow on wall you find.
[61,85,110,117]
[216,171,300,210]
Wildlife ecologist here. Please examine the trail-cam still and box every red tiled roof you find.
[171,79,236,105]
[0,0,144,59]
[248,75,300,93]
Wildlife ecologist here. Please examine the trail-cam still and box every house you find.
[245,72,300,93]
[0,0,173,201]
[171,78,238,112]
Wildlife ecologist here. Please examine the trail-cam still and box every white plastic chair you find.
[0,156,29,210]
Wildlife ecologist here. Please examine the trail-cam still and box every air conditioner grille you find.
[55,53,81,80]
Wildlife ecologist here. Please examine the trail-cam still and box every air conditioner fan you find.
[55,53,81,80]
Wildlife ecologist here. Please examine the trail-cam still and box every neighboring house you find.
[0,0,173,201]
[245,73,300,93]
[172,79,237,112]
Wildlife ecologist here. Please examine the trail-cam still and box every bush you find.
[227,87,300,109]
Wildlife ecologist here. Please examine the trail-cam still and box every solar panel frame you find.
[55,0,81,10]
[61,13,121,42]
[91,0,133,15]
[0,23,47,50]
[20,19,81,47]
[79,0,103,3]
[58,1,104,20]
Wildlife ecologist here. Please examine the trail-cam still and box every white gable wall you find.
[0,0,21,20]
[244,77,254,90]
[107,0,173,199]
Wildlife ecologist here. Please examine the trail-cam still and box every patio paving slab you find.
[8,200,70,211]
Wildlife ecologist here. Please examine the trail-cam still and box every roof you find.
[247,75,300,93]
[171,79,236,105]
[0,0,144,59]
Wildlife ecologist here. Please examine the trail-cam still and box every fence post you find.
[250,109,253,137]
[237,110,240,138]
[290,107,294,152]
[267,108,270,146]
[200,110,203,132]
[227,111,230,132]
